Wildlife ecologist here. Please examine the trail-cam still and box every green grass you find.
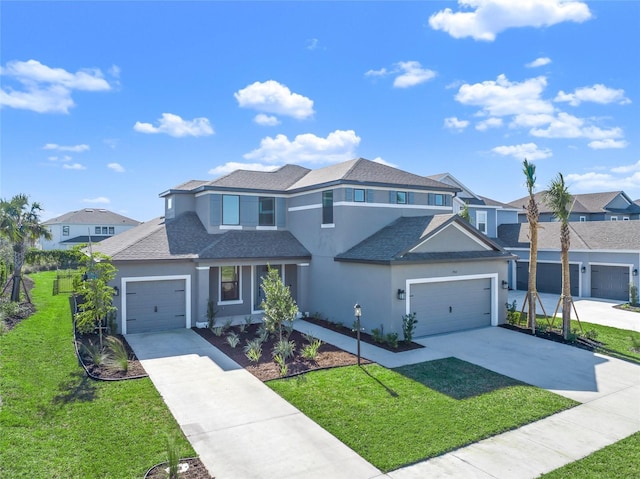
[541,432,640,479]
[268,358,577,472]
[569,320,640,364]
[0,271,194,478]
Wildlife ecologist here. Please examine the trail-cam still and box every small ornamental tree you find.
[75,252,117,347]
[260,266,298,340]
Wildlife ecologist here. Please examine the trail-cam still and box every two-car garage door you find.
[125,279,188,334]
[409,277,493,337]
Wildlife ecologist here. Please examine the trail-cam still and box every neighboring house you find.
[41,209,140,250]
[497,221,640,302]
[508,191,640,223]
[93,158,514,336]
[428,173,519,237]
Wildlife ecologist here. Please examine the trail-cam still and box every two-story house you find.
[41,208,140,250]
[94,158,514,337]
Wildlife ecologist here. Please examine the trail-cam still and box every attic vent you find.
[99,209,107,212]
[84,208,94,212]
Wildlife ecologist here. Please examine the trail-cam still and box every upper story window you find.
[354,189,365,202]
[610,216,618,221]
[476,211,488,235]
[396,191,407,204]
[259,197,275,226]
[167,197,173,209]
[95,226,115,235]
[220,266,240,302]
[579,216,586,222]
[222,195,240,225]
[322,190,333,224]
[434,194,445,206]
[62,226,69,236]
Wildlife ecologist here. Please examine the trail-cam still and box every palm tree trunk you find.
[561,223,572,339]
[10,242,25,302]
[527,205,538,333]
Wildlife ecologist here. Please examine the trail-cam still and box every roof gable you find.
[43,208,140,226]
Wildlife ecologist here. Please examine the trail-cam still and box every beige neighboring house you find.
[41,208,140,250]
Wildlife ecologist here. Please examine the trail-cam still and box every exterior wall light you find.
[501,280,509,290]
[113,286,119,296]
[634,269,638,276]
[581,266,586,274]
[397,289,406,300]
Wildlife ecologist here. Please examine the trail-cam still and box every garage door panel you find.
[591,265,629,301]
[411,279,491,337]
[126,279,187,334]
[516,262,579,296]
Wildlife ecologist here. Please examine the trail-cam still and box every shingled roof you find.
[44,208,140,225]
[92,212,311,261]
[508,190,640,215]
[497,221,640,251]
[336,214,513,264]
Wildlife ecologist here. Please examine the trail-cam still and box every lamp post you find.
[354,303,362,366]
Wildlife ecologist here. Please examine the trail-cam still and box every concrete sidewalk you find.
[128,324,640,479]
[126,329,383,479]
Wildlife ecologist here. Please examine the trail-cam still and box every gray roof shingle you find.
[508,191,640,215]
[44,208,140,226]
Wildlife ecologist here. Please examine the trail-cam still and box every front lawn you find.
[268,358,577,472]
[571,320,640,364]
[541,431,640,479]
[0,271,194,478]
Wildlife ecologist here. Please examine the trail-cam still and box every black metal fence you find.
[53,270,78,295]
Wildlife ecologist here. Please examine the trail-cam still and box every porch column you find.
[195,266,211,325]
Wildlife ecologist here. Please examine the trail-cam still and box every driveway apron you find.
[126,329,383,479]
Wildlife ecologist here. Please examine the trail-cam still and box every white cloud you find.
[366,61,436,88]
[393,61,437,88]
[429,0,592,41]
[530,112,624,140]
[43,143,90,152]
[82,196,110,204]
[306,38,319,50]
[491,142,552,161]
[611,160,640,174]
[372,157,397,168]
[0,59,111,113]
[63,163,86,170]
[554,84,631,106]
[444,117,470,130]
[133,113,214,137]
[476,117,503,131]
[234,80,314,120]
[455,74,553,117]
[243,129,361,164]
[208,162,280,176]
[253,113,281,126]
[47,155,72,162]
[587,139,628,150]
[107,162,125,172]
[565,171,640,192]
[526,57,552,68]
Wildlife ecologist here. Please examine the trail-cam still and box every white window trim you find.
[476,211,488,235]
[579,216,586,222]
[218,266,243,305]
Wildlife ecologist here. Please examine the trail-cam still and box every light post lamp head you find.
[354,303,361,318]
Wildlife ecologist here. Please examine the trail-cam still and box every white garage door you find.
[410,278,492,337]
[125,279,187,334]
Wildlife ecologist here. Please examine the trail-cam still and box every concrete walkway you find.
[128,319,640,479]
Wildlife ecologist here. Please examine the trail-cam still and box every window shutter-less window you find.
[345,188,353,202]
[389,191,395,203]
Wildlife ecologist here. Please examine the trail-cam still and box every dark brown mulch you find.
[194,323,371,382]
[302,316,424,352]
[500,323,603,352]
[144,457,213,479]
[75,332,148,380]
[0,276,36,331]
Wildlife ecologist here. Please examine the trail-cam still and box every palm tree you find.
[0,194,52,302]
[544,173,573,340]
[523,159,539,332]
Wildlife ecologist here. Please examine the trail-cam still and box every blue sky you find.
[1,1,638,222]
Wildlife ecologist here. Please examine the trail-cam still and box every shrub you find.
[244,339,262,363]
[401,312,418,343]
[630,334,640,352]
[0,320,8,336]
[105,336,129,372]
[206,298,217,329]
[301,339,322,361]
[566,328,579,343]
[213,327,224,337]
[385,332,399,349]
[371,325,384,344]
[165,433,181,479]
[256,324,269,343]
[505,300,519,325]
[583,329,599,341]
[226,332,240,348]
[630,282,639,307]
[272,339,296,361]
[80,340,109,366]
[0,300,26,319]
[274,354,288,377]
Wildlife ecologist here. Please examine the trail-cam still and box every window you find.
[434,194,444,206]
[476,211,488,234]
[108,227,115,235]
[396,191,407,204]
[579,216,586,222]
[222,195,240,225]
[62,226,69,236]
[220,266,240,301]
[258,197,275,226]
[322,190,333,224]
[611,216,618,221]
[95,226,101,235]
[102,227,108,234]
[623,217,630,221]
[167,197,173,209]
[354,189,365,202]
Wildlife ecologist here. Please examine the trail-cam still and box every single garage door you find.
[410,278,492,337]
[516,262,579,296]
[591,265,629,301]
[125,279,187,333]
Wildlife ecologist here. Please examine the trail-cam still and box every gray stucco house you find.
[94,158,514,336]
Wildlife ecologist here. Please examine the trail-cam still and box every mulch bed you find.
[145,457,212,479]
[74,332,148,379]
[302,316,424,352]
[194,323,370,382]
[0,276,36,331]
[613,303,640,313]
[500,323,603,352]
